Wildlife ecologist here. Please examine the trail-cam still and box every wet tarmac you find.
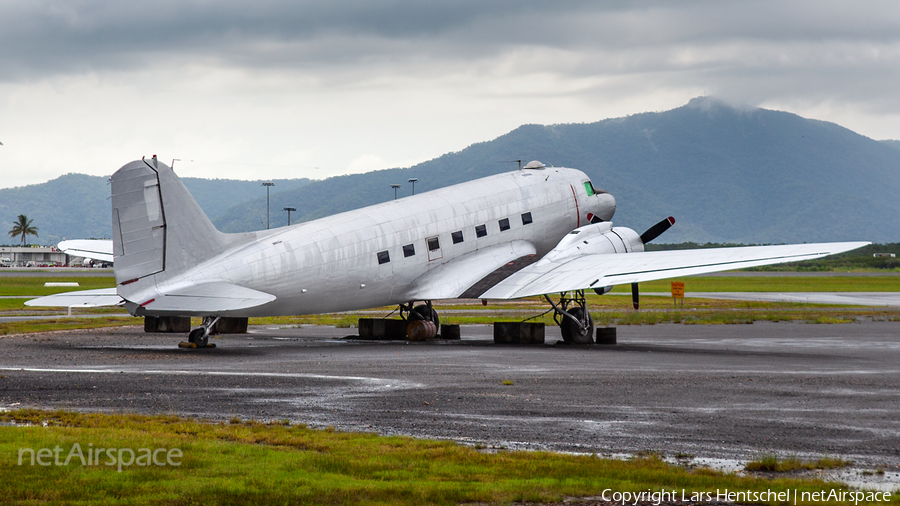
[1,321,899,471]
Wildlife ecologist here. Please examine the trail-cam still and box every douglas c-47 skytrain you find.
[29,156,868,345]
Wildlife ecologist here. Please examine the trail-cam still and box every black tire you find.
[188,328,208,347]
[560,307,593,344]
[409,304,440,333]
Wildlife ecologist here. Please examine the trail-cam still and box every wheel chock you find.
[178,342,217,349]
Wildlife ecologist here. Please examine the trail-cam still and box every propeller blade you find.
[631,282,640,310]
[639,216,675,244]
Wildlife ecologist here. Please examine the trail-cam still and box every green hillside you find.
[0,173,311,245]
[214,97,900,243]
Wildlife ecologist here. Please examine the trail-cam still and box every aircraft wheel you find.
[188,328,208,347]
[409,304,440,333]
[560,307,593,344]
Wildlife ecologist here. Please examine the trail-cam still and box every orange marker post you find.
[671,281,685,308]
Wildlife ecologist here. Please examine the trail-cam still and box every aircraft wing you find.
[404,240,537,300]
[480,241,870,299]
[25,288,124,308]
[58,239,114,263]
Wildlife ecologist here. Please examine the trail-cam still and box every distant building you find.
[873,253,896,258]
[0,246,69,267]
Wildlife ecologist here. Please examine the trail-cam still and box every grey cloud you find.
[5,0,898,80]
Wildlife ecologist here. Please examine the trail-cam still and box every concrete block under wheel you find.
[144,316,191,333]
[212,317,248,334]
[595,327,617,345]
[439,324,460,340]
[493,322,545,344]
[358,318,409,340]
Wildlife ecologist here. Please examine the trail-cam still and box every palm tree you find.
[8,214,38,245]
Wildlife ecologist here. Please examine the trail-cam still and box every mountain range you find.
[3,97,899,245]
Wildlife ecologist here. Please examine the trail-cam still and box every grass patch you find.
[0,276,116,296]
[745,454,854,472]
[0,409,878,506]
[0,317,141,336]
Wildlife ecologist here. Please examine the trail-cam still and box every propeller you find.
[639,216,675,245]
[632,216,676,310]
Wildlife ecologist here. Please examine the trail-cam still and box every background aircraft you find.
[29,156,867,345]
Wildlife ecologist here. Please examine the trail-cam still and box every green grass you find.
[2,273,899,335]
[0,410,885,506]
[0,317,141,336]
[0,276,116,296]
[745,454,854,472]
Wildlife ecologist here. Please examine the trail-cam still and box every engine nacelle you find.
[543,222,644,263]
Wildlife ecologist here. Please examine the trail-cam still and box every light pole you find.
[408,178,418,195]
[261,182,275,229]
[283,206,296,226]
[390,184,401,200]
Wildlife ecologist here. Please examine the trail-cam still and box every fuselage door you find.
[426,236,442,261]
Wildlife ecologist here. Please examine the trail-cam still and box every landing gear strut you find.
[545,290,594,344]
[187,316,220,347]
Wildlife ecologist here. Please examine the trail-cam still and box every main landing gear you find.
[399,301,440,340]
[545,290,594,344]
[186,316,220,347]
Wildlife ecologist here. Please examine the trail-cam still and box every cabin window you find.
[451,230,464,244]
[499,218,510,231]
[377,250,390,264]
[521,212,533,225]
[475,224,487,238]
[584,181,596,196]
[403,244,416,257]
[427,237,440,251]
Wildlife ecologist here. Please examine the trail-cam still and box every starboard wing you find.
[479,241,870,299]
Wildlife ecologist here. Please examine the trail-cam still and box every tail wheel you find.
[188,328,208,347]
[560,307,593,344]
[409,304,440,333]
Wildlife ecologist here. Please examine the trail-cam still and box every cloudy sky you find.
[1,0,899,188]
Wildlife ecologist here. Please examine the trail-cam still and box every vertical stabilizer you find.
[111,157,237,285]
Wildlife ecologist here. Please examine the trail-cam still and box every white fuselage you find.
[126,167,615,317]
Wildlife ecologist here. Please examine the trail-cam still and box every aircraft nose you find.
[593,192,616,221]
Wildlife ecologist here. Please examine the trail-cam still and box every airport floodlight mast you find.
[390,184,401,200]
[408,178,418,195]
[261,182,275,229]
[283,207,296,226]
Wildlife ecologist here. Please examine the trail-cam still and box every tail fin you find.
[111,156,233,284]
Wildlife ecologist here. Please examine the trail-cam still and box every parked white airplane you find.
[29,156,867,345]
[58,239,114,265]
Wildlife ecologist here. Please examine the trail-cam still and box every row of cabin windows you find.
[376,211,534,265]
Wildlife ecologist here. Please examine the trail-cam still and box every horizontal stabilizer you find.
[25,288,123,308]
[138,282,276,313]
[480,241,870,299]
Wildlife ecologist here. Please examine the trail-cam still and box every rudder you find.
[111,156,229,285]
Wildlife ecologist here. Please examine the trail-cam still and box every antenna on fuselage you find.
[499,159,523,170]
